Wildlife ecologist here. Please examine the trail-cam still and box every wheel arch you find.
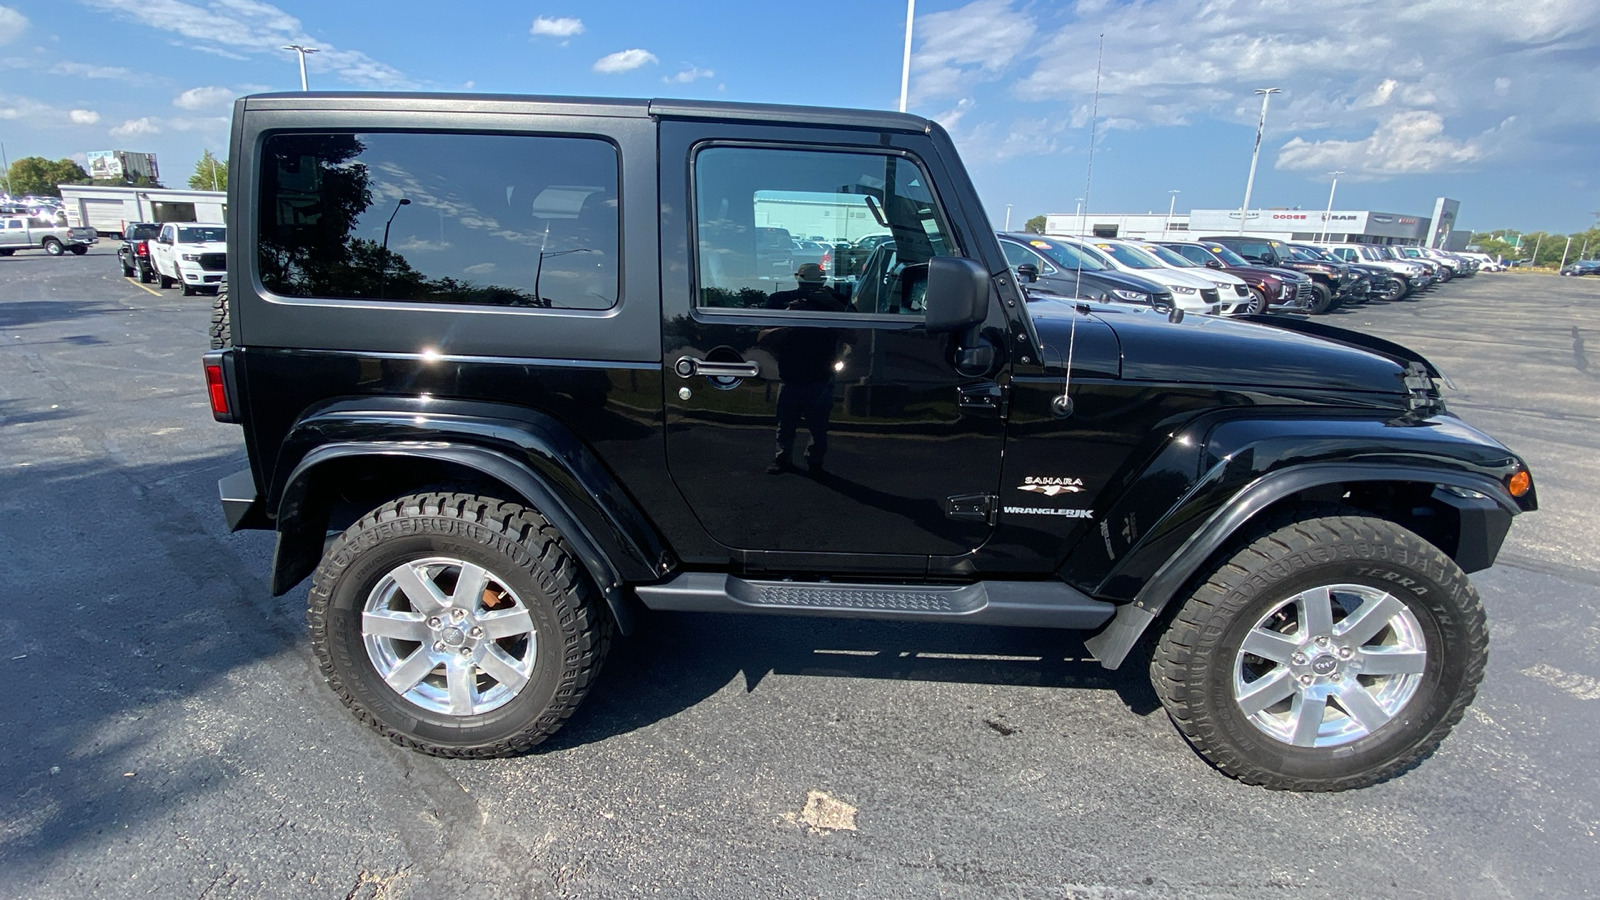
[267,401,677,635]
[1084,463,1521,670]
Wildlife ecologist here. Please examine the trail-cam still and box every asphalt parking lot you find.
[2,249,1597,900]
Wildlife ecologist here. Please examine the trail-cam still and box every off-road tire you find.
[308,492,612,758]
[1151,513,1487,792]
[42,238,63,256]
[209,291,231,349]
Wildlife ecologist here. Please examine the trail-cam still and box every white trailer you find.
[58,185,225,238]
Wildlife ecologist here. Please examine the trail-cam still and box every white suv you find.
[1318,242,1432,292]
[1058,236,1239,315]
[1133,241,1253,315]
[150,223,227,296]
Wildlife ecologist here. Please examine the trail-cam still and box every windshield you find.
[129,224,161,239]
[178,226,226,243]
[1093,242,1161,269]
[1143,244,1199,267]
[1204,244,1249,267]
[1290,245,1335,262]
[1027,238,1108,271]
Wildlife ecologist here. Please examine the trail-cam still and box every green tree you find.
[4,157,90,197]
[189,150,228,191]
[1024,214,1047,234]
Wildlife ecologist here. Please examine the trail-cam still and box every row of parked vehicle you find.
[116,221,228,295]
[999,232,1486,317]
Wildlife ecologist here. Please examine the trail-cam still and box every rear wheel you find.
[159,272,174,289]
[42,238,64,256]
[139,264,154,284]
[1150,513,1487,791]
[121,261,135,277]
[308,492,612,757]
[209,291,230,349]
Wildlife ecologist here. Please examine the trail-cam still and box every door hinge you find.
[946,493,998,525]
[957,381,1006,417]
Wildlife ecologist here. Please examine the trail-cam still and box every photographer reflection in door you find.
[760,263,853,475]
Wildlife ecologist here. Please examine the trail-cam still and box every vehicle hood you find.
[1223,264,1295,284]
[1030,302,1421,395]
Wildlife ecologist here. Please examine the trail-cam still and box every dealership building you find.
[1044,198,1470,249]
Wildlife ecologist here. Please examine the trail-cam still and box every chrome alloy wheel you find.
[362,556,538,716]
[1233,584,1427,748]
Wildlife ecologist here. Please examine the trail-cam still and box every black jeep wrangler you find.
[203,92,1535,791]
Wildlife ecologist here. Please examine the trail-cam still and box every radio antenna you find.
[1074,32,1104,301]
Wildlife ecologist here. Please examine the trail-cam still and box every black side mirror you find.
[1204,259,1222,269]
[924,257,990,333]
[1015,263,1039,283]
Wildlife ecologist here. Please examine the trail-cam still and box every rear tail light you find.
[205,363,228,418]
[821,250,832,274]
[203,350,237,423]
[136,241,147,256]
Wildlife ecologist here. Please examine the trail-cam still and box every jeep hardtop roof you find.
[239,92,934,134]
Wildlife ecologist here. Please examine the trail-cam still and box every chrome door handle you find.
[674,357,760,379]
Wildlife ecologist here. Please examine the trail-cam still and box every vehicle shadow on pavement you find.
[0,298,126,329]
[543,608,1163,753]
[0,453,296,876]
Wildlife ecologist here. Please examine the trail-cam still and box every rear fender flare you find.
[1083,462,1519,669]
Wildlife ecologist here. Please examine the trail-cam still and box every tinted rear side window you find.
[258,132,619,309]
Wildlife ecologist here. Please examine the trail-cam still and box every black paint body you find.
[211,93,1535,659]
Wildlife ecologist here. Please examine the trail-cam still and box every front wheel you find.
[42,238,64,256]
[1150,514,1487,791]
[1307,282,1335,314]
[1246,287,1269,315]
[308,492,612,757]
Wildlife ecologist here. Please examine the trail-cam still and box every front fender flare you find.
[1083,462,1519,669]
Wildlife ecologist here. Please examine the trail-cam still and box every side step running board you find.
[634,574,1114,630]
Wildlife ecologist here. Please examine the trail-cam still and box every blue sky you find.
[3,0,1597,233]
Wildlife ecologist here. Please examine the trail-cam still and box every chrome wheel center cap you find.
[1310,654,1338,676]
[440,626,466,647]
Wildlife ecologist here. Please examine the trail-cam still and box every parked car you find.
[0,214,96,256]
[205,90,1537,792]
[1290,243,1398,303]
[117,222,163,283]
[1397,246,1458,281]
[1319,243,1432,296]
[1132,241,1256,315]
[998,233,1175,310]
[1160,240,1314,313]
[149,222,227,295]
[1561,259,1600,276]
[1057,236,1233,314]
[1198,235,1354,314]
[789,239,833,275]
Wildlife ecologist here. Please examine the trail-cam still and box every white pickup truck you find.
[149,222,227,295]
[0,215,97,256]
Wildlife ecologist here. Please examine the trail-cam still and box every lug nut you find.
[458,647,472,657]
[433,642,445,652]
[450,608,467,622]
[469,627,484,638]
[1315,635,1330,646]
[1300,674,1314,685]
[1291,653,1308,666]
[428,617,442,628]
[1338,647,1353,659]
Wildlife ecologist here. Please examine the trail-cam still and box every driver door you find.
[660,132,1006,559]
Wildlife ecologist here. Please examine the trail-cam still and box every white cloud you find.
[80,0,412,88]
[664,66,713,84]
[909,0,1034,104]
[0,6,27,44]
[530,16,583,38]
[69,109,100,124]
[174,86,234,109]
[463,262,497,276]
[111,116,162,138]
[593,48,656,74]
[50,60,135,79]
[1277,111,1511,178]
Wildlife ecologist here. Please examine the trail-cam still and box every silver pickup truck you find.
[0,215,97,256]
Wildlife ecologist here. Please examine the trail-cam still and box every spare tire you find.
[209,289,231,350]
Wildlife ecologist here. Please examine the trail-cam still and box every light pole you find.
[379,198,410,298]
[283,45,319,91]
[1165,190,1180,238]
[1318,170,1344,243]
[1004,204,1012,232]
[1239,87,1281,234]
[898,0,915,113]
[1559,234,1573,270]
[534,248,595,307]
[1074,197,1083,234]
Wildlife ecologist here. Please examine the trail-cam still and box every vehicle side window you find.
[693,146,956,315]
[258,131,620,310]
[1001,241,1054,274]
[1176,245,1209,265]
[1236,239,1271,261]
[6,220,21,230]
